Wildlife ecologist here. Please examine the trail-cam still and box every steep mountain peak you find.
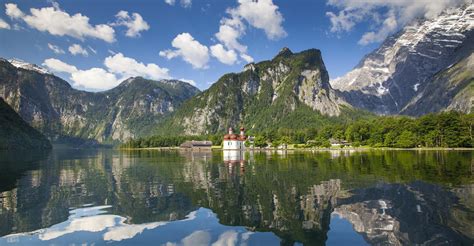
[267,48,326,74]
[275,47,293,58]
[8,58,50,75]
[154,48,354,136]
[243,63,256,72]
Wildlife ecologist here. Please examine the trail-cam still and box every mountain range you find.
[0,4,472,143]
[0,58,199,143]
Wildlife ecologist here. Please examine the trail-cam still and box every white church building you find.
[223,127,246,150]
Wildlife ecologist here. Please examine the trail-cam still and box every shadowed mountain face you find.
[0,97,51,150]
[0,59,200,144]
[0,150,472,245]
[332,4,474,115]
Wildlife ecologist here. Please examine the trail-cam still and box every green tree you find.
[271,140,281,148]
[423,130,441,147]
[383,132,397,147]
[280,136,291,144]
[395,130,417,148]
[254,135,268,148]
[334,130,345,141]
[321,139,331,148]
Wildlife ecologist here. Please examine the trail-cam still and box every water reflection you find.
[2,206,279,245]
[0,149,473,245]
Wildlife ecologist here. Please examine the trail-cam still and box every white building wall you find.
[223,140,245,150]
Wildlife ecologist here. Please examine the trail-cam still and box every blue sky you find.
[0,0,463,91]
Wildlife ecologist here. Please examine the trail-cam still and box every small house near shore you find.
[223,127,246,150]
[180,140,212,149]
[330,138,350,147]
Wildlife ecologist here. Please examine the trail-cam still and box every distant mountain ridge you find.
[331,3,474,115]
[0,59,200,143]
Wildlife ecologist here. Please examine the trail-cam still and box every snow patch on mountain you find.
[413,83,420,92]
[8,59,50,75]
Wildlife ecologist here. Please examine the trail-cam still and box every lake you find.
[0,149,473,245]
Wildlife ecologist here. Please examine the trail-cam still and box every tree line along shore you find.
[121,111,473,149]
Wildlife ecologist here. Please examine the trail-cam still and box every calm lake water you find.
[0,149,473,245]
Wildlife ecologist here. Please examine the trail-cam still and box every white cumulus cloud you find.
[215,18,247,53]
[47,43,65,54]
[43,53,171,91]
[165,0,176,5]
[70,68,119,90]
[211,0,285,65]
[104,53,170,80]
[43,58,118,90]
[5,3,24,19]
[4,3,115,42]
[43,58,78,74]
[159,32,209,69]
[240,53,254,63]
[210,44,238,65]
[0,18,11,29]
[113,11,150,37]
[326,0,470,45]
[229,0,287,40]
[358,10,398,45]
[68,44,89,56]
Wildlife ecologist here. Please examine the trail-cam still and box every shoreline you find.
[118,146,474,151]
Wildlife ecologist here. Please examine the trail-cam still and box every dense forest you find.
[122,111,473,149]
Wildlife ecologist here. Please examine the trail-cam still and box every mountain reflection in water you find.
[0,149,472,245]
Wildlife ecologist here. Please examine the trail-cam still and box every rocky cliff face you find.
[155,48,354,135]
[331,4,474,115]
[0,59,200,143]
